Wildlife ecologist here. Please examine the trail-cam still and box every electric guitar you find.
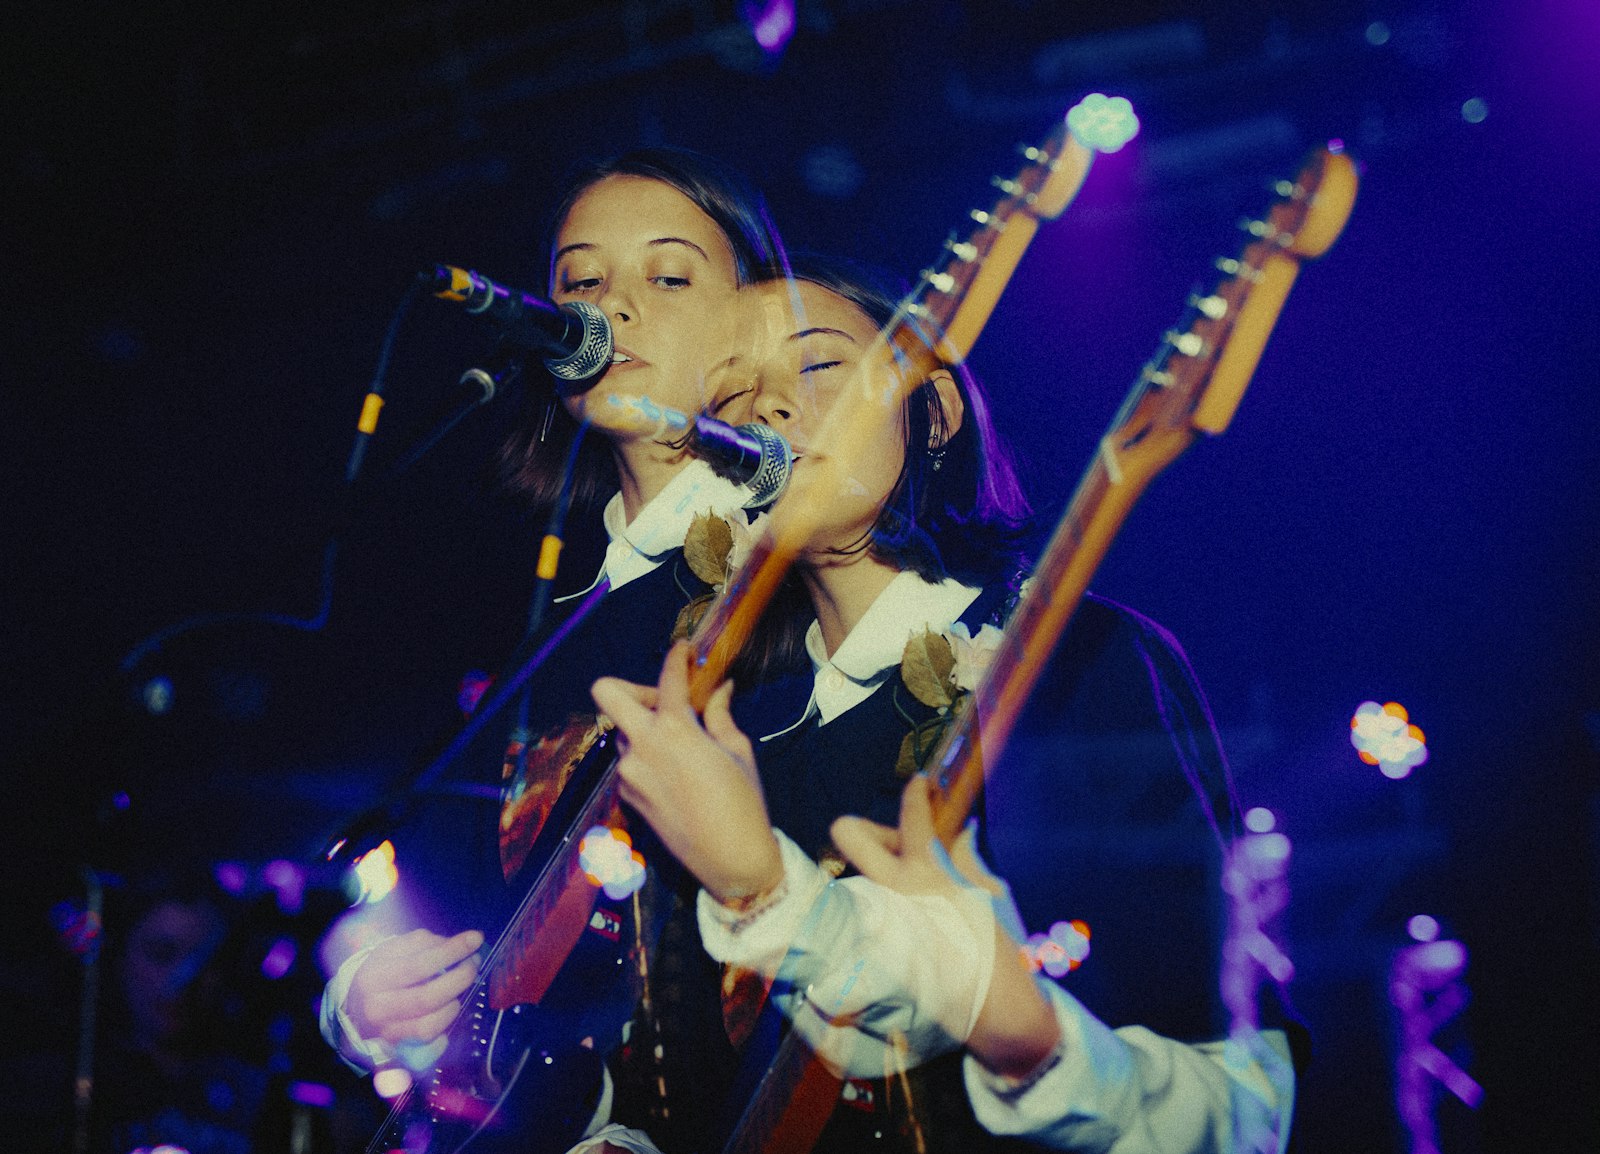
[719,144,1359,1154]
[361,115,1101,1154]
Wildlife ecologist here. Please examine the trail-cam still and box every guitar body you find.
[367,730,676,1154]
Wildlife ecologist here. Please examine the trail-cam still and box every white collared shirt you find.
[760,570,981,739]
[555,459,750,602]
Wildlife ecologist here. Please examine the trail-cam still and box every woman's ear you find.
[926,369,966,449]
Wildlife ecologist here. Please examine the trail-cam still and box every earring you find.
[537,398,557,443]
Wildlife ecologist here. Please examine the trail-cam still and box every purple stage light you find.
[745,0,796,54]
[288,1080,335,1108]
[261,937,297,979]
[214,861,248,896]
[457,670,491,716]
[1392,937,1483,1153]
[263,858,306,913]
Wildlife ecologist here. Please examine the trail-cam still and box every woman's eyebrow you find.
[553,236,711,265]
[790,326,857,343]
[650,237,711,261]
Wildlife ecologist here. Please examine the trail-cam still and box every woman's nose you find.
[752,392,796,427]
[598,279,635,324]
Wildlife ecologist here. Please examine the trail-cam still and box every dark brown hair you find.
[500,148,783,514]
[735,255,1035,681]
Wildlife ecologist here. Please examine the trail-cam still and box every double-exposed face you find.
[549,174,742,436]
[712,279,924,555]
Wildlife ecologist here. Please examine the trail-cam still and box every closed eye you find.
[712,388,752,416]
[800,360,842,374]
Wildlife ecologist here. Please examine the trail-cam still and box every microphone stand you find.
[322,415,600,861]
[70,866,104,1154]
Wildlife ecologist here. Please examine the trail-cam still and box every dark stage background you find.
[5,1,1597,1151]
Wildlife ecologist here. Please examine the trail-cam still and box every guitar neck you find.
[925,144,1359,843]
[928,443,1157,841]
[687,128,1095,711]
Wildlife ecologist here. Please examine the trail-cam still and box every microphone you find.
[689,414,793,509]
[425,265,613,392]
[601,395,794,509]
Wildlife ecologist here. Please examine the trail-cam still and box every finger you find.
[371,951,480,1024]
[591,677,659,711]
[656,640,694,718]
[592,677,659,737]
[381,997,466,1046]
[950,821,1008,899]
[896,775,938,861]
[380,929,483,988]
[831,814,904,884]
[703,680,753,762]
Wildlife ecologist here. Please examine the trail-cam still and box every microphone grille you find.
[546,300,614,387]
[738,423,792,509]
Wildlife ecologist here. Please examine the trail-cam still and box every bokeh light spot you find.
[1244,806,1276,834]
[373,1067,412,1099]
[142,676,174,715]
[1408,914,1440,943]
[1026,919,1092,977]
[1066,93,1140,153]
[261,937,297,979]
[352,840,399,905]
[1461,98,1488,124]
[579,826,647,900]
[1351,700,1429,776]
[1365,22,1391,46]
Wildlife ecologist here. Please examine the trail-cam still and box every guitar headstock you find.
[912,115,1097,364]
[1104,145,1359,484]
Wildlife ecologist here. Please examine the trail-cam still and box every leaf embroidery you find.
[896,715,952,779]
[683,512,735,587]
[672,592,715,643]
[900,628,958,709]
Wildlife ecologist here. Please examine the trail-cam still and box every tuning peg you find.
[990,176,1038,205]
[1215,256,1264,282]
[944,236,979,262]
[1188,293,1229,320]
[1164,330,1207,357]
